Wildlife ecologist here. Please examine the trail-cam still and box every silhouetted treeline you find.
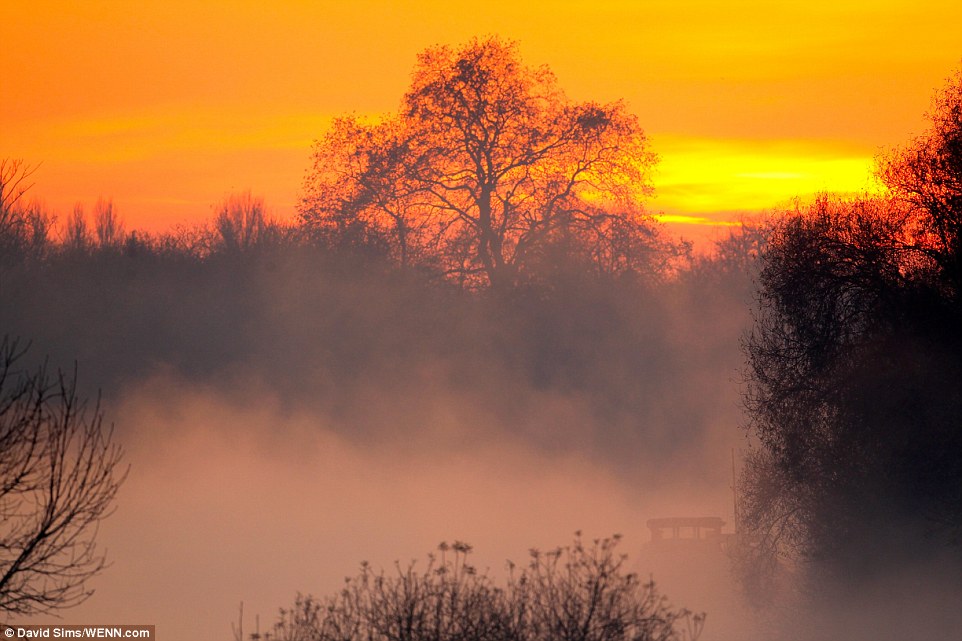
[0,186,760,488]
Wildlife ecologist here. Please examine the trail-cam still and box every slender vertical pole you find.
[731,448,739,534]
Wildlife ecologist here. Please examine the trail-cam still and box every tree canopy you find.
[300,37,671,288]
[879,68,962,294]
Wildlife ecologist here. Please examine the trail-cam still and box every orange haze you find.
[3,1,961,244]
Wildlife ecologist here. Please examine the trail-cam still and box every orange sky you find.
[3,1,960,244]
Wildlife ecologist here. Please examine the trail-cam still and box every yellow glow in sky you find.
[2,1,960,238]
[654,136,875,212]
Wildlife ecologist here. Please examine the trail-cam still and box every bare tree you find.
[0,160,38,225]
[93,198,125,249]
[215,191,269,252]
[0,337,126,615]
[63,204,92,253]
[1,160,44,265]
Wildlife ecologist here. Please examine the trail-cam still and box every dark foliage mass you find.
[256,536,703,641]
[739,69,962,598]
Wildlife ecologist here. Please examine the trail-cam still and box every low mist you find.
[2,243,757,639]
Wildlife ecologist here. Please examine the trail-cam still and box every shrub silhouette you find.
[264,535,702,641]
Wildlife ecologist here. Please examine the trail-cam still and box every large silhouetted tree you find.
[0,337,126,615]
[739,69,962,588]
[300,37,668,288]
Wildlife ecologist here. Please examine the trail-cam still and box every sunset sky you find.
[3,1,961,244]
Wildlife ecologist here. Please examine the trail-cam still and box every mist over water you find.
[81,385,667,640]
[8,240,959,641]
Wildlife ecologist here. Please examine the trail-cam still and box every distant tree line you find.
[0,170,295,270]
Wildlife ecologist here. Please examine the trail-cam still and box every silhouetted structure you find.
[647,517,726,543]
